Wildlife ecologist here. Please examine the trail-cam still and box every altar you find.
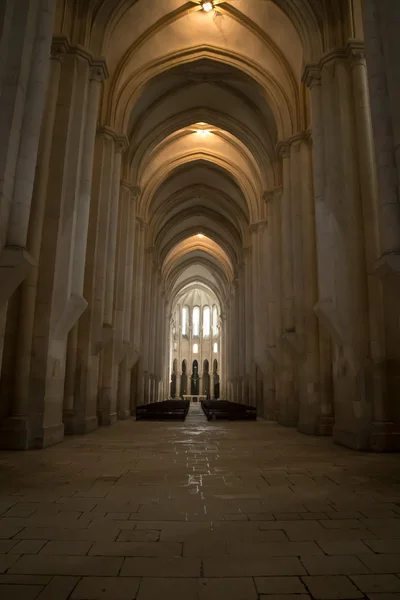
[183,394,207,403]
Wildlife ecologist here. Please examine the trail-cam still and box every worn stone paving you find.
[0,404,400,599]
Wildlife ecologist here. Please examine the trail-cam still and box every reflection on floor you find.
[0,404,400,599]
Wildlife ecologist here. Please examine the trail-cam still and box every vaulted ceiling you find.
[55,0,362,311]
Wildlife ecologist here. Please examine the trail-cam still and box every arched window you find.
[203,305,210,337]
[192,306,200,336]
[212,305,218,337]
[213,342,218,353]
[181,306,189,336]
[193,343,199,354]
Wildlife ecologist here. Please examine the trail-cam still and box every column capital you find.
[121,181,141,202]
[115,135,129,153]
[90,58,109,82]
[51,36,70,62]
[302,64,321,88]
[263,186,282,204]
[346,40,365,68]
[97,126,129,153]
[276,141,290,159]
[68,44,93,64]
[136,216,147,230]
[249,220,267,233]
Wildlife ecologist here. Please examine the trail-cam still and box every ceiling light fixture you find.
[196,129,210,137]
[201,1,214,12]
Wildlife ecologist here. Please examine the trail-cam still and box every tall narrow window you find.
[213,342,218,353]
[192,306,200,336]
[193,343,199,354]
[203,306,210,337]
[212,305,218,337]
[182,306,189,336]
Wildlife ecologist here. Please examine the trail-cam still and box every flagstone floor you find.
[0,404,400,599]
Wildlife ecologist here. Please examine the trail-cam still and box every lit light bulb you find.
[202,1,213,12]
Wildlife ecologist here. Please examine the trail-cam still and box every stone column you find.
[276,144,297,426]
[117,183,139,419]
[63,58,108,416]
[362,0,400,257]
[70,128,115,433]
[1,39,67,449]
[302,65,335,433]
[0,1,56,308]
[99,135,129,425]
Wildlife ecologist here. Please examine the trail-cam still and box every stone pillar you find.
[302,66,334,435]
[98,135,129,425]
[1,38,67,449]
[0,1,55,309]
[63,58,108,418]
[362,1,400,449]
[69,128,115,433]
[276,144,297,426]
[117,183,139,419]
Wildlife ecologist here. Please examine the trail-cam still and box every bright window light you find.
[193,306,200,336]
[212,305,218,337]
[193,344,199,354]
[213,342,218,353]
[182,306,188,336]
[203,306,210,337]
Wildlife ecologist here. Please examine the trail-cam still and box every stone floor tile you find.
[350,574,400,593]
[0,525,24,539]
[117,530,159,543]
[8,556,123,576]
[366,595,400,600]
[260,594,311,600]
[300,555,369,575]
[89,541,181,557]
[183,539,227,556]
[120,557,200,577]
[0,540,18,553]
[302,575,364,599]
[320,520,367,530]
[39,541,92,555]
[197,577,258,600]
[301,512,329,520]
[203,556,306,577]
[255,576,307,594]
[0,575,51,585]
[15,528,119,542]
[226,541,323,557]
[364,540,400,554]
[35,576,80,600]
[0,554,21,573]
[71,576,140,599]
[358,555,400,574]
[10,541,47,555]
[0,584,44,599]
[317,541,372,555]
[136,577,198,600]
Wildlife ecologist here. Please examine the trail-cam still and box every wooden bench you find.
[136,399,190,421]
[200,399,256,421]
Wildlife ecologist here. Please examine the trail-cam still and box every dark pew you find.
[200,399,256,421]
[136,399,190,421]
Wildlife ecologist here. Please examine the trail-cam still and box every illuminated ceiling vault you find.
[54,0,345,310]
